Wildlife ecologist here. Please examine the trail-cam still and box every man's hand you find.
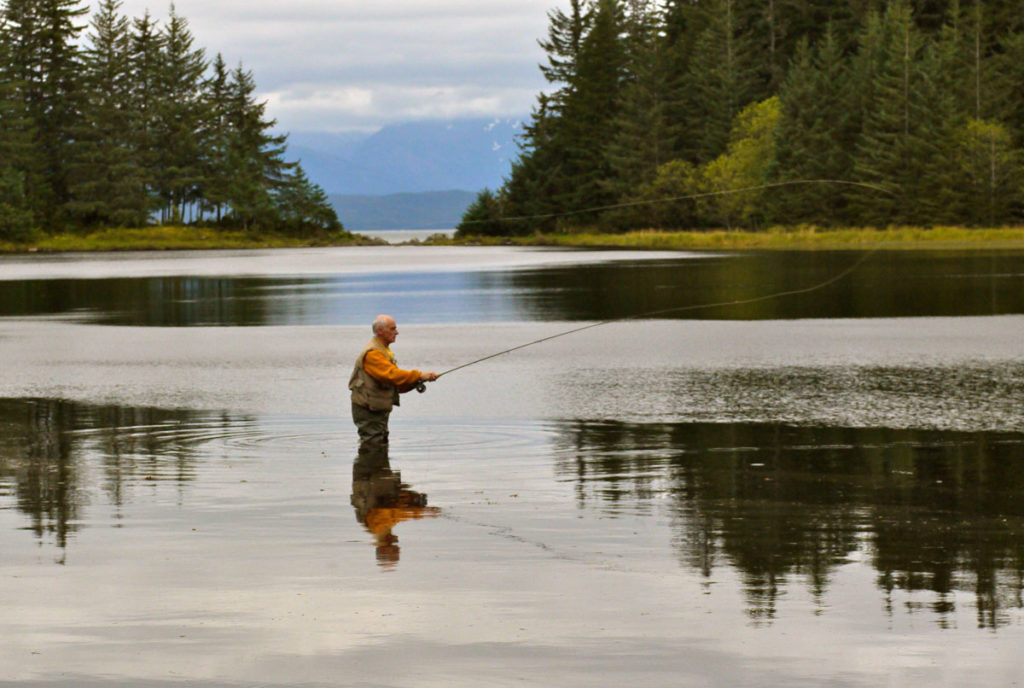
[420,371,438,382]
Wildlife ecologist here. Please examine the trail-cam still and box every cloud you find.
[263,83,539,132]
[112,0,556,132]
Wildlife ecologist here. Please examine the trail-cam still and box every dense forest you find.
[459,0,1024,236]
[0,0,341,240]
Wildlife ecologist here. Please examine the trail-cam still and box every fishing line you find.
[422,178,898,382]
[458,178,894,225]
[435,246,881,379]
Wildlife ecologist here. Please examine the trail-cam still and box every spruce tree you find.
[602,0,671,219]
[557,0,625,219]
[67,0,147,226]
[767,30,856,225]
[683,0,759,164]
[153,5,207,223]
[990,28,1024,149]
[499,122,563,234]
[223,63,290,230]
[200,53,231,222]
[937,0,996,121]
[2,0,88,230]
[128,9,163,218]
[850,1,962,225]
[274,165,342,236]
[455,188,506,237]
[661,0,703,162]
[537,0,591,104]
[0,18,35,238]
[504,0,593,231]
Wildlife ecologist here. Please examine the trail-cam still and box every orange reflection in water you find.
[351,445,439,570]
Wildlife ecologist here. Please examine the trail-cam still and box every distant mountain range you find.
[286,117,524,230]
[287,118,524,195]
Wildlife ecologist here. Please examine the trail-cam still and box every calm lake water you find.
[1,246,1023,687]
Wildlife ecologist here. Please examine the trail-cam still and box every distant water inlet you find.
[359,228,455,244]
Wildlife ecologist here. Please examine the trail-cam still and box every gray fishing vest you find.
[349,337,401,411]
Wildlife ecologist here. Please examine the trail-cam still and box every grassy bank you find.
[5,225,1024,253]
[0,225,385,253]
[434,226,1024,250]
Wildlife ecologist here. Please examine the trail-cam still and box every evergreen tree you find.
[984,0,1024,35]
[274,165,342,236]
[2,0,88,229]
[767,30,856,225]
[200,53,231,221]
[743,0,863,67]
[557,0,626,219]
[7,0,1024,238]
[683,0,759,163]
[127,9,163,217]
[66,0,147,226]
[537,0,591,104]
[661,0,703,162]
[153,5,207,223]
[0,17,36,238]
[455,188,507,237]
[850,1,962,225]
[734,0,788,93]
[937,0,996,121]
[602,0,672,221]
[223,63,290,230]
[500,95,565,233]
[504,0,594,231]
[990,29,1024,148]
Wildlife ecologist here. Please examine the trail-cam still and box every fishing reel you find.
[415,381,427,393]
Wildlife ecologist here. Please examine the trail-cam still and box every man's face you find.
[378,319,398,345]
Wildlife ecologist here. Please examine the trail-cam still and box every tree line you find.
[459,0,1024,236]
[0,0,341,240]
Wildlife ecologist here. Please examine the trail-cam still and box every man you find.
[349,314,437,450]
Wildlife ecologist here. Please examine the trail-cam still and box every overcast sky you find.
[111,0,557,133]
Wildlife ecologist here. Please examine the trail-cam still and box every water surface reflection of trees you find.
[2,251,1023,327]
[505,250,1024,321]
[0,277,267,325]
[0,398,238,557]
[553,420,1024,628]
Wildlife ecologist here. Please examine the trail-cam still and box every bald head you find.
[372,314,398,345]
[372,314,394,335]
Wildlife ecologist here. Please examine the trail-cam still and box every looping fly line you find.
[436,178,897,378]
[459,179,896,226]
[436,247,879,378]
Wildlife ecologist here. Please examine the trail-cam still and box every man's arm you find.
[363,350,422,392]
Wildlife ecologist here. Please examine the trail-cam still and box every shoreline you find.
[429,226,1024,251]
[0,226,386,254]
[2,225,1024,254]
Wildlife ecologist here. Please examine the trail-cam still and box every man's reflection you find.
[350,444,438,569]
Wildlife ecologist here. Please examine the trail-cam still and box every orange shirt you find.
[365,505,441,535]
[363,349,421,392]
